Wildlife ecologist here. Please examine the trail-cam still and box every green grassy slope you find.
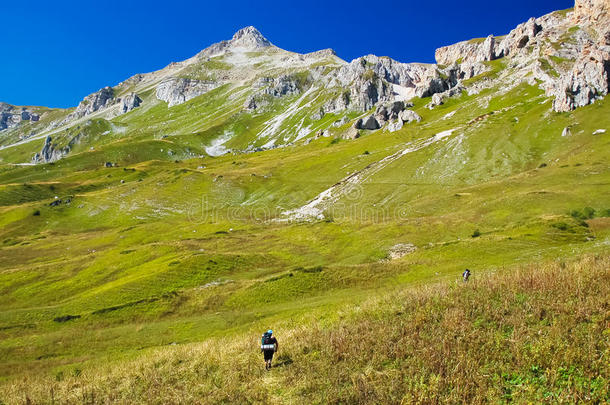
[0,34,608,403]
[1,256,607,403]
[0,79,607,385]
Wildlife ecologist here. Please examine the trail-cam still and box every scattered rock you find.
[387,243,417,260]
[387,120,404,132]
[357,115,380,130]
[399,110,422,123]
[562,127,572,137]
[426,93,445,109]
[593,128,606,134]
[343,126,360,140]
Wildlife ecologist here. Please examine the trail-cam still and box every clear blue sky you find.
[1,0,573,108]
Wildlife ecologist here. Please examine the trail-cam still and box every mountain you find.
[1,1,608,165]
[0,1,608,402]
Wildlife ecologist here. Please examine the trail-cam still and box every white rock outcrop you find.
[156,78,220,107]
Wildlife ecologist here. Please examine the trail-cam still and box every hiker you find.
[260,329,278,370]
[462,268,471,282]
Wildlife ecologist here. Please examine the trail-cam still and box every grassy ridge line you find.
[2,255,607,404]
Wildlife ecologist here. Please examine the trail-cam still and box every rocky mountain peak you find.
[230,26,272,49]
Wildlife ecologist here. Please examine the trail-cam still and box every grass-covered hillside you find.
[0,11,609,404]
[1,256,608,403]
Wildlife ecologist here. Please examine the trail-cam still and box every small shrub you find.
[33,210,41,216]
[330,138,341,145]
[582,207,596,219]
[53,315,81,323]
[553,222,569,231]
[471,229,481,238]
[363,150,370,155]
[570,207,596,220]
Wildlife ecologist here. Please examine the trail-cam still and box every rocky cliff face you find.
[31,136,69,163]
[120,93,142,114]
[244,74,303,111]
[64,87,143,124]
[0,103,40,131]
[574,0,610,26]
[156,78,221,107]
[434,1,610,112]
[323,55,457,112]
[72,87,115,118]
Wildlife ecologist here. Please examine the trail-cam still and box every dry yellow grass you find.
[2,255,608,404]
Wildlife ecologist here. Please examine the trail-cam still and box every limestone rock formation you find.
[156,78,220,107]
[0,103,40,131]
[433,0,609,113]
[120,93,142,114]
[573,0,610,27]
[73,87,116,118]
[399,109,422,123]
[330,55,455,112]
[32,136,69,163]
[496,17,542,59]
[552,46,610,112]
[244,74,303,111]
[435,35,497,66]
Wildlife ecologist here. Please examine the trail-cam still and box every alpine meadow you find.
[0,0,609,403]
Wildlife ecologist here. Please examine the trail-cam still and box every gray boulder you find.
[399,110,422,123]
[343,126,360,140]
[359,115,380,130]
[426,93,445,109]
[387,120,404,132]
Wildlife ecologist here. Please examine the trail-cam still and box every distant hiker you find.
[462,268,471,282]
[260,329,278,370]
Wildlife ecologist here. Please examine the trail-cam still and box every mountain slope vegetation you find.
[0,1,608,402]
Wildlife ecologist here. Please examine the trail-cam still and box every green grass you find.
[2,255,607,403]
